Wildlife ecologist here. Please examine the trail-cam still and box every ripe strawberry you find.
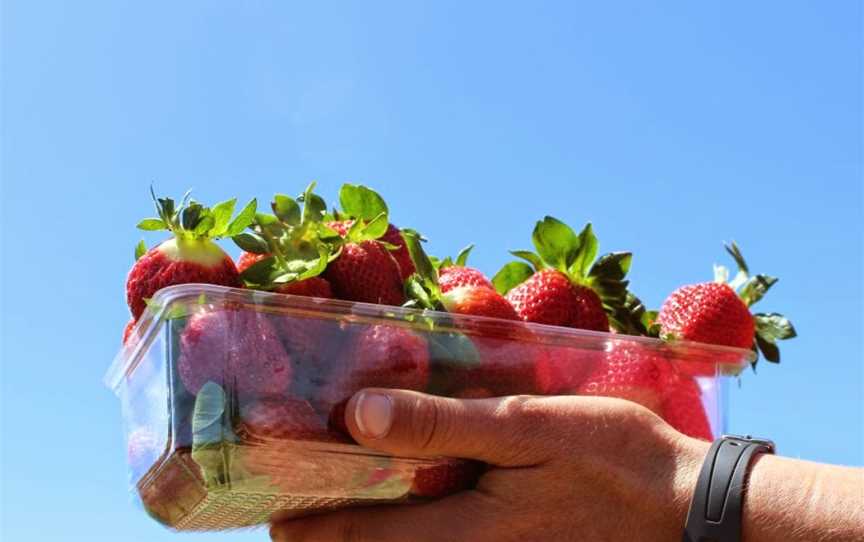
[493,218,632,333]
[435,245,494,293]
[324,240,405,306]
[441,286,518,321]
[657,243,796,367]
[236,398,337,443]
[329,184,416,280]
[178,308,293,397]
[380,224,416,280]
[317,325,429,408]
[506,269,609,331]
[470,337,544,396]
[411,460,483,498]
[660,375,713,441]
[577,341,667,414]
[534,344,604,395]
[439,266,493,293]
[236,251,266,273]
[126,191,255,320]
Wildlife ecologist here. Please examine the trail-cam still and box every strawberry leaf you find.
[193,215,215,236]
[492,261,534,295]
[401,229,437,285]
[233,232,270,254]
[568,223,598,278]
[739,275,778,307]
[455,245,474,267]
[224,199,257,237]
[299,182,327,223]
[339,184,389,221]
[754,313,797,341]
[134,240,147,260]
[754,334,780,363]
[358,212,389,240]
[137,218,167,231]
[405,276,437,310]
[725,242,749,274]
[272,194,301,225]
[297,246,330,280]
[510,250,543,271]
[531,216,580,272]
[240,256,277,286]
[209,199,237,236]
[181,202,203,231]
[588,252,632,281]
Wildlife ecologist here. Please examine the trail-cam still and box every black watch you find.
[682,434,776,542]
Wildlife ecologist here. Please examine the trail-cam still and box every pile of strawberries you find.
[122,184,796,498]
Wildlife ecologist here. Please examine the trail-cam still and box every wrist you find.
[672,436,711,535]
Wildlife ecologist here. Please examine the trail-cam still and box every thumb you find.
[342,389,553,467]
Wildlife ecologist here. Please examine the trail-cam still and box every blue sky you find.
[1,1,861,540]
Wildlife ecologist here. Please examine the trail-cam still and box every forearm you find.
[743,454,864,542]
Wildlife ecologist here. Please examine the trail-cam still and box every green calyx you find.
[400,228,444,311]
[491,216,634,330]
[137,186,257,242]
[325,183,393,245]
[235,182,339,289]
[714,242,797,365]
[430,244,475,271]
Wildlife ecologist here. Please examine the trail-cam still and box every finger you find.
[270,492,485,542]
[343,389,562,466]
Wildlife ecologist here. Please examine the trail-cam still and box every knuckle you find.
[408,396,449,453]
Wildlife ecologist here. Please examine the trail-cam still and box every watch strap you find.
[682,435,776,542]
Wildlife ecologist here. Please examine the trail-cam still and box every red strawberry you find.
[439,266,493,293]
[441,286,519,321]
[493,218,631,333]
[126,192,254,320]
[236,251,266,273]
[381,224,415,280]
[435,245,493,293]
[330,184,416,280]
[318,325,429,408]
[411,460,483,498]
[534,344,604,395]
[657,243,796,367]
[506,269,609,331]
[469,337,544,396]
[660,375,713,441]
[178,308,293,397]
[577,341,666,414]
[324,240,405,306]
[236,398,339,443]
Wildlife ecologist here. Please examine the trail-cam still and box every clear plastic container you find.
[106,284,752,531]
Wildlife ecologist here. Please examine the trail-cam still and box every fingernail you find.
[354,392,393,439]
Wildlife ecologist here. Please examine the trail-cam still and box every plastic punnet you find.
[106,284,753,531]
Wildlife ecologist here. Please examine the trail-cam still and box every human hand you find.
[270,389,709,541]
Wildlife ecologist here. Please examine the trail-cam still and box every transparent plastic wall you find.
[107,285,752,531]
